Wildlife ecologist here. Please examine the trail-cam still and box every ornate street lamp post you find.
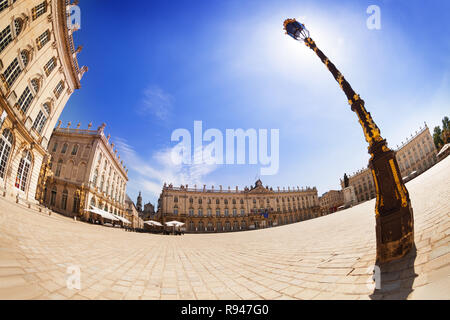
[283,19,414,263]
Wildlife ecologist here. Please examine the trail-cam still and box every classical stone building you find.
[319,190,344,215]
[42,123,129,221]
[157,179,321,233]
[125,194,144,229]
[341,124,438,205]
[0,0,86,205]
[395,125,437,178]
[135,191,155,221]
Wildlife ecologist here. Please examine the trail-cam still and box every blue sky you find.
[62,0,450,205]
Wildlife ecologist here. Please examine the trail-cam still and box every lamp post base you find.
[369,140,415,264]
[375,207,414,264]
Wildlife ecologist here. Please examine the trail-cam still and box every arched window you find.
[50,186,57,206]
[15,150,32,191]
[71,145,79,156]
[55,159,63,177]
[14,18,23,37]
[31,78,40,94]
[61,189,68,210]
[73,192,80,213]
[92,168,98,186]
[18,86,34,114]
[32,103,50,134]
[20,50,29,67]
[0,129,13,179]
[61,143,68,154]
[100,175,105,192]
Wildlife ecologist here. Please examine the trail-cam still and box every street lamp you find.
[283,18,414,263]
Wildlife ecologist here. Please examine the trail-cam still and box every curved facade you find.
[158,179,321,233]
[43,124,129,220]
[0,0,86,204]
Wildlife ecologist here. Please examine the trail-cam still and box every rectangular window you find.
[2,58,22,89]
[44,57,57,76]
[32,110,47,134]
[17,86,34,114]
[61,194,67,210]
[52,143,58,152]
[32,2,47,21]
[0,0,9,13]
[36,30,50,50]
[0,25,13,54]
[54,81,64,99]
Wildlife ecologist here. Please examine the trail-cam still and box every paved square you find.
[0,158,449,300]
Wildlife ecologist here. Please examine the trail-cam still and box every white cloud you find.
[115,138,217,201]
[137,85,174,121]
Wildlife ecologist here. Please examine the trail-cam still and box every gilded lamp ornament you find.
[283,18,414,264]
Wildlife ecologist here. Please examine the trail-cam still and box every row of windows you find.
[48,188,80,213]
[92,169,126,204]
[0,128,33,192]
[51,142,87,156]
[173,206,313,217]
[94,152,126,198]
[175,195,317,205]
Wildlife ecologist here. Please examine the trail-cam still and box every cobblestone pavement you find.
[0,158,449,300]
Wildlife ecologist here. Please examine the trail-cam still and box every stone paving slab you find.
[0,157,449,300]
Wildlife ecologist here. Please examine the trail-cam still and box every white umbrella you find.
[145,220,163,227]
[165,221,185,227]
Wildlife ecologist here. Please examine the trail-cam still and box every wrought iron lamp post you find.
[283,19,414,263]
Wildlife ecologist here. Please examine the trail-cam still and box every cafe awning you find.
[113,214,131,225]
[88,206,120,222]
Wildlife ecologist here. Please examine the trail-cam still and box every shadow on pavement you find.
[370,245,418,300]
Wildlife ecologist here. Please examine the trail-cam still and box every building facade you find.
[42,123,128,221]
[395,125,437,179]
[158,179,321,233]
[0,0,86,205]
[125,194,144,229]
[319,190,344,215]
[341,124,438,205]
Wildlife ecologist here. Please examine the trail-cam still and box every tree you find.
[433,126,444,149]
[442,116,449,131]
[442,116,450,144]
